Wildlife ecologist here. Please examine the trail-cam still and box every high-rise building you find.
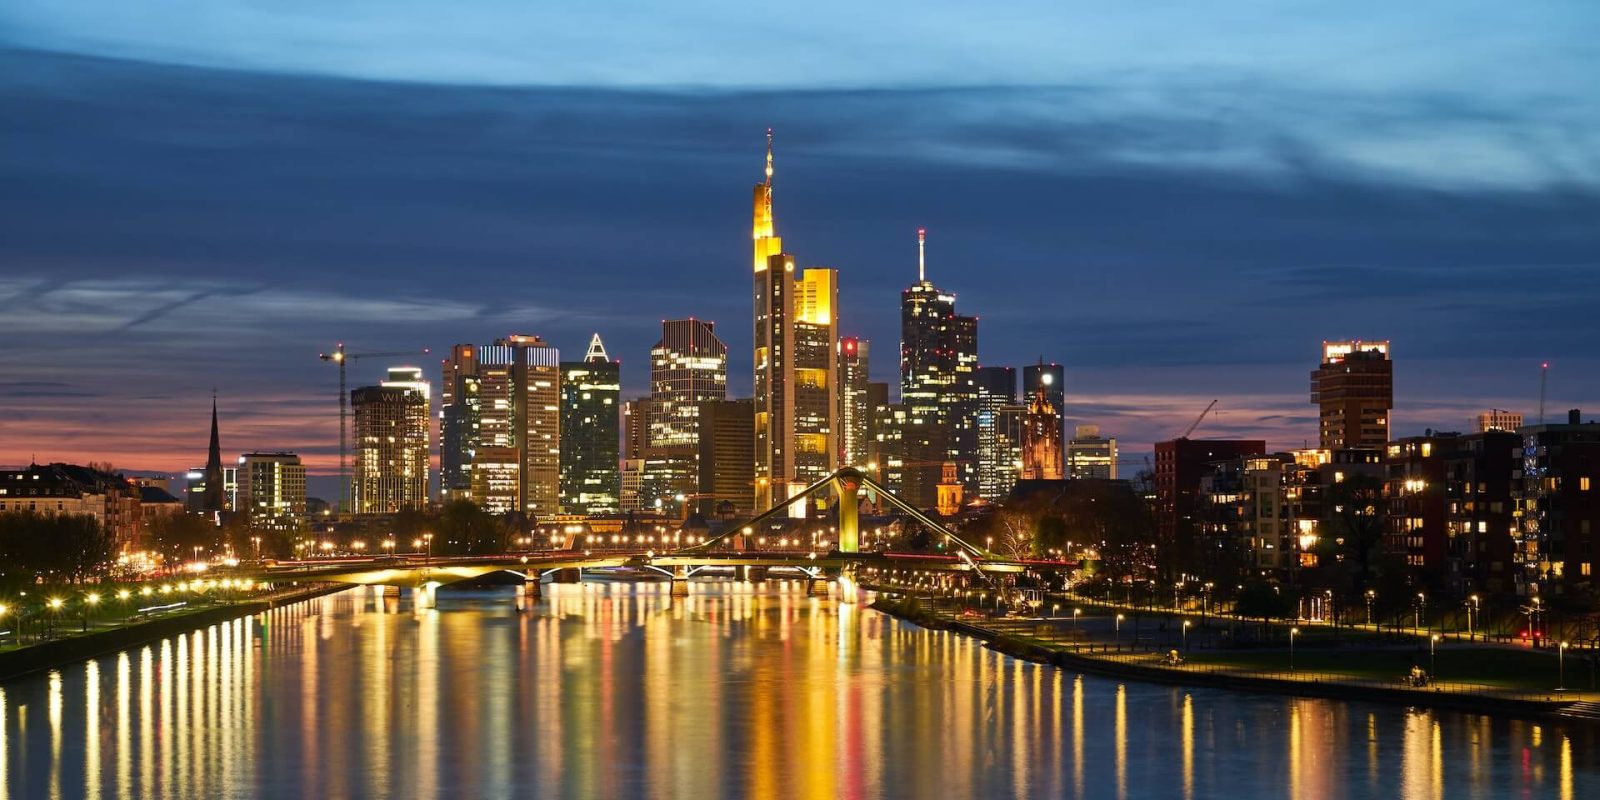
[838,337,872,468]
[438,344,480,501]
[559,334,621,515]
[639,319,728,515]
[351,367,431,514]
[440,336,561,517]
[899,228,979,509]
[752,131,839,510]
[1067,425,1118,480]
[697,399,756,518]
[1476,409,1524,433]
[235,452,307,533]
[974,366,1018,500]
[1311,340,1393,450]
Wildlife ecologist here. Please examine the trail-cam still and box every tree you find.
[437,500,509,555]
[146,512,221,565]
[1325,474,1387,592]
[0,511,115,587]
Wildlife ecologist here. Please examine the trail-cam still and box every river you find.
[1,582,1595,799]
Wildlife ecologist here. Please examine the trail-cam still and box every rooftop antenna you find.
[1539,362,1549,424]
[917,228,927,282]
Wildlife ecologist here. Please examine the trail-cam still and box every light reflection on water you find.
[1,581,1597,799]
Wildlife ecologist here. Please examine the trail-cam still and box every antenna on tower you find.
[917,228,927,282]
[1539,362,1549,424]
[765,128,773,186]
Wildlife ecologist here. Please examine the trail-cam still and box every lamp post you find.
[1430,634,1439,680]
[423,533,434,566]
[1073,608,1082,633]
[1182,620,1191,653]
[1466,595,1479,641]
[1365,589,1375,627]
[251,536,262,563]
[1558,641,1568,691]
[1116,613,1124,646]
[1289,627,1299,672]
[1415,592,1426,634]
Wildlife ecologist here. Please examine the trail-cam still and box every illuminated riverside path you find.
[3,582,1600,799]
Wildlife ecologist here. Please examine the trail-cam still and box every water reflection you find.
[2,582,1598,799]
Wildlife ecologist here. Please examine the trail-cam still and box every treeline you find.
[0,511,116,590]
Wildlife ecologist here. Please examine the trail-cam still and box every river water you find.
[1,582,1595,799]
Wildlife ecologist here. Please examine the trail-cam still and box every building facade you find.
[1516,410,1600,594]
[235,452,307,533]
[1154,438,1267,578]
[1311,340,1393,450]
[559,334,621,515]
[0,463,143,549]
[1477,409,1524,433]
[1066,425,1118,480]
[697,399,756,517]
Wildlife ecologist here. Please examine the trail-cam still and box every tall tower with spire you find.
[897,228,979,509]
[752,130,839,511]
[201,394,226,514]
[560,333,621,514]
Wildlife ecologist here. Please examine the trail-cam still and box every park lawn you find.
[1185,646,1567,691]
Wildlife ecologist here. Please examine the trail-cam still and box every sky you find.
[2,1,1598,496]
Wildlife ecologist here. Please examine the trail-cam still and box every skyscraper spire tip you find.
[917,227,927,282]
[765,128,774,185]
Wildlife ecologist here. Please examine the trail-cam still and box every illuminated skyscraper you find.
[440,336,561,516]
[752,130,839,509]
[351,367,430,514]
[643,319,728,514]
[899,228,979,509]
[1311,340,1392,450]
[838,337,872,468]
[974,366,1019,499]
[559,334,621,515]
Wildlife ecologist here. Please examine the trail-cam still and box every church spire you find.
[202,392,225,514]
[765,127,773,187]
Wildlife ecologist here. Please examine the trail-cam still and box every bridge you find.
[247,467,1063,607]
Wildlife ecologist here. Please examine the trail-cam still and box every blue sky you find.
[2,1,1597,488]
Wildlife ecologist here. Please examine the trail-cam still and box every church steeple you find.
[202,392,226,514]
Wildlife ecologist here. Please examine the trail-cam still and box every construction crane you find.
[1180,399,1218,439]
[318,343,431,514]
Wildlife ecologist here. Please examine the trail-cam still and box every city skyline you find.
[3,4,1599,480]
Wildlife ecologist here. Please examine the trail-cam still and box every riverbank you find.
[870,594,1598,723]
[0,582,347,681]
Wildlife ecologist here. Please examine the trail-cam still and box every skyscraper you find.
[1311,340,1393,450]
[351,367,430,514]
[697,399,756,518]
[559,334,621,515]
[974,366,1019,500]
[838,337,872,468]
[899,228,979,508]
[644,319,728,514]
[752,130,839,510]
[440,336,561,517]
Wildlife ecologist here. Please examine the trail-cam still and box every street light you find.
[1182,620,1192,652]
[1415,592,1426,634]
[1430,634,1439,681]
[1073,608,1082,633]
[1466,595,1479,640]
[1365,589,1375,627]
[1115,613,1125,646]
[1289,627,1299,671]
[1559,641,1569,691]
